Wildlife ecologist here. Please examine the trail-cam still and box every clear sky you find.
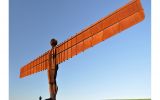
[9,0,151,100]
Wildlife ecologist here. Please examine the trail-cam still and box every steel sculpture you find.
[19,0,145,100]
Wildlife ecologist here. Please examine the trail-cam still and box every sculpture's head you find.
[50,38,58,48]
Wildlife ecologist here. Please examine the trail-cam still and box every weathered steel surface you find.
[55,0,145,64]
[46,39,59,100]
[20,0,145,78]
[20,51,49,78]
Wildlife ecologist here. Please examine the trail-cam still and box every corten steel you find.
[19,0,145,100]
[47,39,58,100]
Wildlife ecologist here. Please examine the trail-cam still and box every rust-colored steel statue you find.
[19,0,145,100]
[47,39,58,100]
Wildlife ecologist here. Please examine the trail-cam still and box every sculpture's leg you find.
[48,67,58,100]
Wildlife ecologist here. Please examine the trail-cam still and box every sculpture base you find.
[45,98,53,100]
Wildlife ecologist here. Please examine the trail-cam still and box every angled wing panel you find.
[20,51,50,78]
[20,0,145,78]
[55,0,145,64]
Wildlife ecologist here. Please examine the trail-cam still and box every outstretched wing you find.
[20,51,50,78]
[20,0,145,78]
[55,0,145,64]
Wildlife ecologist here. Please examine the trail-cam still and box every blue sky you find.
[9,0,151,100]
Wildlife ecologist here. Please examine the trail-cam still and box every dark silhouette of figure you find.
[45,98,52,100]
[39,96,42,100]
[47,38,58,100]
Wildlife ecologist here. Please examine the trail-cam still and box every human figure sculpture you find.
[47,38,58,100]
